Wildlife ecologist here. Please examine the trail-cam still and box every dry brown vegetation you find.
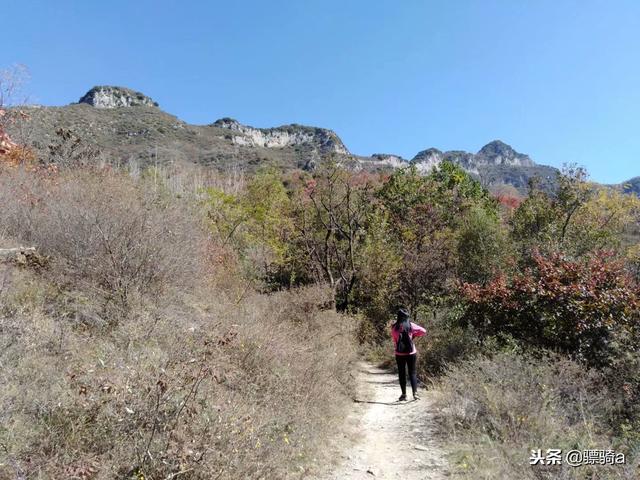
[0,166,356,479]
[434,352,640,480]
[3,142,639,480]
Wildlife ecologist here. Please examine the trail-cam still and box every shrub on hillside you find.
[0,168,203,320]
[436,352,639,479]
[0,270,356,479]
[461,250,640,367]
[0,168,357,479]
[416,310,480,377]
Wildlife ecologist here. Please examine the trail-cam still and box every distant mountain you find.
[9,86,566,194]
[404,140,557,193]
[618,177,640,195]
[411,140,534,173]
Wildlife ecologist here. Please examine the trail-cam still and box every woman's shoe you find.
[413,393,420,401]
[398,394,407,401]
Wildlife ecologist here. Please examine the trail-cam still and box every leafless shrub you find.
[0,167,204,320]
[44,128,102,168]
[0,270,356,478]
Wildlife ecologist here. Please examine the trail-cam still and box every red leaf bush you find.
[461,250,640,366]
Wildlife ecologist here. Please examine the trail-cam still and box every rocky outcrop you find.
[0,247,46,268]
[15,86,566,194]
[365,153,406,169]
[476,140,534,167]
[411,148,444,173]
[355,140,556,193]
[212,118,349,155]
[78,86,159,109]
[401,140,535,175]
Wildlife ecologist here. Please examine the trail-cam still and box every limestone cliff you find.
[78,86,159,109]
[409,140,535,174]
[212,118,348,155]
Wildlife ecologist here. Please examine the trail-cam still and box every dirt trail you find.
[319,362,449,480]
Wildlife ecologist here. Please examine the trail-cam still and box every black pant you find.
[395,354,417,396]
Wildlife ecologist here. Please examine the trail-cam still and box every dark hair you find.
[394,307,410,331]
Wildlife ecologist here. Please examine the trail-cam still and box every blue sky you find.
[4,0,640,182]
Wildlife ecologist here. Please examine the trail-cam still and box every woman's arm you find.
[411,322,426,337]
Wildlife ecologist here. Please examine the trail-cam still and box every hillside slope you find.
[10,85,564,193]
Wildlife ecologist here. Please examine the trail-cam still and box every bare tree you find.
[0,65,30,159]
[293,162,372,310]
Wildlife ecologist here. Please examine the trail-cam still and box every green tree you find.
[377,162,498,312]
[377,166,454,313]
[512,165,640,259]
[457,204,511,284]
[204,169,293,281]
[350,208,402,333]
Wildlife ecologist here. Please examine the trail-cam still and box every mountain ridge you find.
[7,86,635,194]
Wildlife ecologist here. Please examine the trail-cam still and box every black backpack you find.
[396,319,414,354]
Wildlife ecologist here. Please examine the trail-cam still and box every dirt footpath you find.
[318,362,449,480]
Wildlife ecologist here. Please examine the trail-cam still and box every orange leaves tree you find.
[461,250,640,367]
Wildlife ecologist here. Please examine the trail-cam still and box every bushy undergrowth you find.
[435,352,640,480]
[413,309,479,378]
[461,250,640,368]
[0,168,203,322]
[0,167,356,479]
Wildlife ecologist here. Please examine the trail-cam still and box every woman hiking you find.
[391,307,426,401]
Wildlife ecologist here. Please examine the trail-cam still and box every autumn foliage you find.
[495,193,522,210]
[0,108,37,167]
[461,249,640,366]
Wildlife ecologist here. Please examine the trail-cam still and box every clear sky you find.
[4,0,640,183]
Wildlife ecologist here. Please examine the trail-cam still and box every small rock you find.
[414,445,429,451]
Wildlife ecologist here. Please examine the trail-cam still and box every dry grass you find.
[0,167,357,479]
[434,352,639,480]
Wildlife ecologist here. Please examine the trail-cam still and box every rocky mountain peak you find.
[367,153,406,168]
[410,148,444,173]
[478,139,513,156]
[211,117,242,129]
[476,140,534,167]
[78,86,159,109]
[412,148,443,162]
